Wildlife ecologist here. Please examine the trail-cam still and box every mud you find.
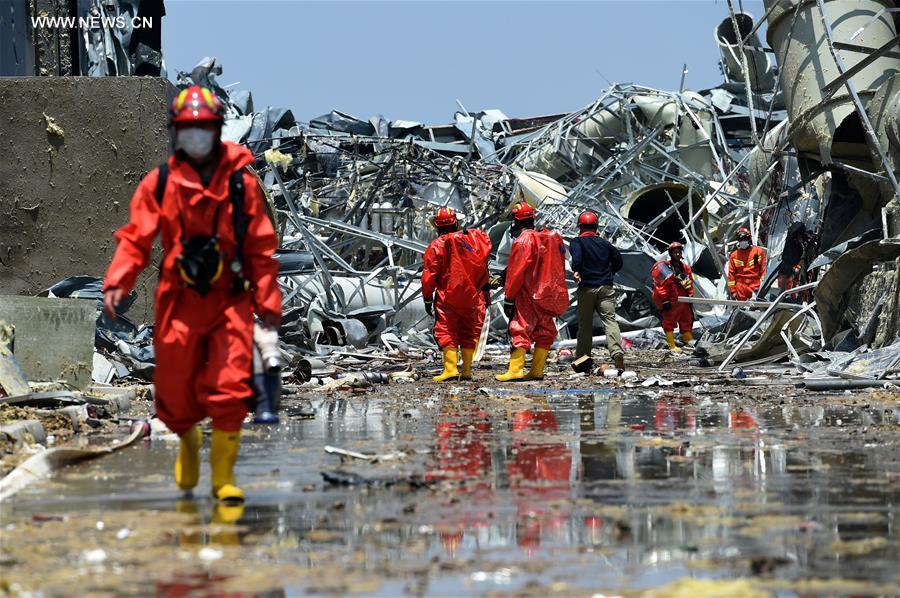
[1,352,899,596]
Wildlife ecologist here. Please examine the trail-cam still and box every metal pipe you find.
[718,281,819,371]
[814,0,900,199]
[779,300,820,361]
[678,296,805,310]
[797,378,900,390]
[764,0,900,162]
[552,324,702,350]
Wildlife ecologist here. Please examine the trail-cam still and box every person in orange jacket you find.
[727,227,766,301]
[421,207,492,382]
[651,241,694,351]
[496,202,569,382]
[102,86,281,504]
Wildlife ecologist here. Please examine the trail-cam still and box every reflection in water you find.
[507,403,572,552]
[7,392,899,594]
[425,396,494,556]
[409,392,898,585]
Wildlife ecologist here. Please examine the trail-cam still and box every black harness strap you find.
[152,162,249,293]
[155,163,169,205]
[229,169,247,277]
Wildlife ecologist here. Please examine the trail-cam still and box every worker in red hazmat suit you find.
[102,85,281,504]
[496,202,569,382]
[422,207,492,382]
[651,241,694,351]
[727,227,767,301]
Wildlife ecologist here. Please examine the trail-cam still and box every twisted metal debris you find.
[172,2,899,382]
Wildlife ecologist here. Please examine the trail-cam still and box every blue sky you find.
[163,1,767,124]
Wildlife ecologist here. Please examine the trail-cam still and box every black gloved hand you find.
[661,300,672,312]
[424,298,434,317]
[503,298,516,319]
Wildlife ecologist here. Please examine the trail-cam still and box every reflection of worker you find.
[508,405,572,551]
[422,207,492,382]
[727,227,766,301]
[425,397,492,484]
[570,210,625,371]
[651,241,694,351]
[654,395,697,432]
[425,396,493,558]
[497,202,569,382]
[103,86,282,503]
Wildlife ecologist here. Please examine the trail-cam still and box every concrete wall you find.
[0,76,172,322]
[0,296,97,389]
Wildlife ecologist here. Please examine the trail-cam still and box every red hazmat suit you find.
[727,245,766,300]
[505,228,568,350]
[422,228,491,349]
[651,259,694,334]
[104,142,281,435]
[425,401,494,557]
[508,407,572,550]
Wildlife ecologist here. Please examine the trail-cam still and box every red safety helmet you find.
[433,207,458,227]
[736,227,751,240]
[511,201,536,221]
[171,85,224,126]
[668,241,684,253]
[578,211,599,227]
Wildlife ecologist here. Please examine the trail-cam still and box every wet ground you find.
[2,352,899,596]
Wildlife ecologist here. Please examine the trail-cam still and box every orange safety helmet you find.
[668,241,684,254]
[736,227,751,240]
[578,210,599,227]
[433,206,458,227]
[511,201,536,221]
[171,85,224,126]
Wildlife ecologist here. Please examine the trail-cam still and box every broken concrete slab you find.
[0,419,46,446]
[0,323,30,398]
[0,296,97,389]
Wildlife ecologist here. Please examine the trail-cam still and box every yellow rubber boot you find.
[459,348,476,380]
[682,331,694,344]
[433,347,460,382]
[665,331,682,352]
[495,347,527,382]
[175,499,201,546]
[210,429,244,503]
[174,425,201,491]
[524,347,550,381]
[211,502,244,546]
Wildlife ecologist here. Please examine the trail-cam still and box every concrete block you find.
[0,296,97,389]
[0,340,30,397]
[0,420,47,446]
[0,76,174,323]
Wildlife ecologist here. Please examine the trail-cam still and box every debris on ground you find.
[1,2,900,595]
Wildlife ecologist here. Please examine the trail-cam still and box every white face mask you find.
[177,128,216,160]
[738,239,750,249]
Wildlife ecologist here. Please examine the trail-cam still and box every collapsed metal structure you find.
[174,1,899,378]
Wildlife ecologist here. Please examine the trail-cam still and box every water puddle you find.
[3,390,899,595]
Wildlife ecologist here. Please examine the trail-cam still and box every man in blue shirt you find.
[570,211,624,371]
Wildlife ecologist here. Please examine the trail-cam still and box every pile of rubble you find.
[2,3,898,395]
[159,3,900,388]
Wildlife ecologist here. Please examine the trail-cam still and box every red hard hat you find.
[578,211,599,227]
[736,227,751,240]
[668,241,684,252]
[433,207,458,227]
[171,85,224,126]
[511,202,536,221]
